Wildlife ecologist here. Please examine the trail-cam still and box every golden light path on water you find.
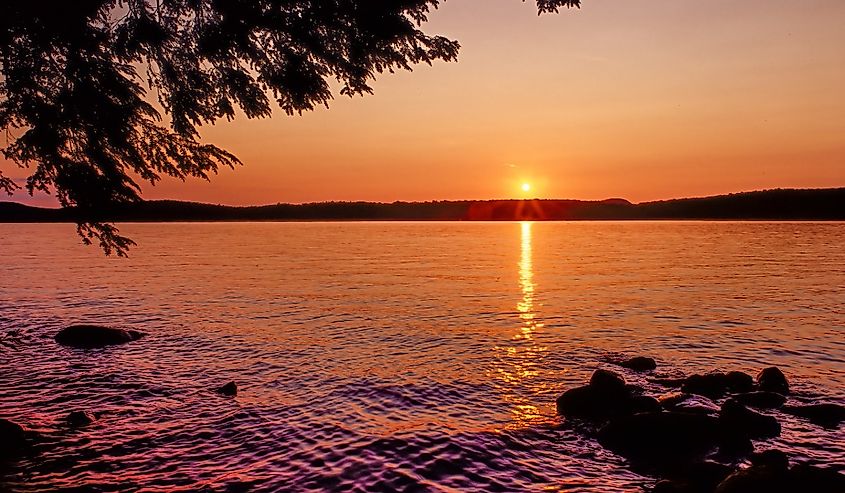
[497,221,549,429]
[518,221,536,340]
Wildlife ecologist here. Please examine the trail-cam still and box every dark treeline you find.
[1,188,844,223]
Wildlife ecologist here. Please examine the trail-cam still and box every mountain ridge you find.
[1,188,843,222]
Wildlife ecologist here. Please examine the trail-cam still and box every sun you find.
[521,183,531,192]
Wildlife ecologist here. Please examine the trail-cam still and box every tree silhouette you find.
[1,0,581,255]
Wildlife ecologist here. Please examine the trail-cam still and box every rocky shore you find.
[557,359,845,492]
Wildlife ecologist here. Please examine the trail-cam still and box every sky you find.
[4,0,845,206]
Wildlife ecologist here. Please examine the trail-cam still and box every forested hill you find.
[1,188,844,222]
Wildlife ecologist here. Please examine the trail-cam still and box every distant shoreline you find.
[1,187,844,223]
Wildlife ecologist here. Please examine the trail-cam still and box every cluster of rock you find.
[557,360,845,492]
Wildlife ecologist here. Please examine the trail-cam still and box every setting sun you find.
[521,183,531,192]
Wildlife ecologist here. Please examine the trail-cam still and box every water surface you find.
[1,222,843,492]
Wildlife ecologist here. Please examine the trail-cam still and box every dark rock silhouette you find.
[0,418,29,458]
[756,367,789,395]
[731,391,786,409]
[66,411,95,427]
[713,462,788,493]
[723,371,754,393]
[749,449,789,470]
[598,412,722,466]
[652,461,734,493]
[217,381,238,397]
[55,325,145,348]
[781,403,845,428]
[661,393,720,415]
[719,399,781,440]
[787,463,845,492]
[615,356,657,372]
[556,369,657,420]
[681,373,732,399]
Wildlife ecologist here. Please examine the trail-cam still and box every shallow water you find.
[1,221,843,492]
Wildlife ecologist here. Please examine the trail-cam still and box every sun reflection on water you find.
[517,221,536,340]
[494,221,551,430]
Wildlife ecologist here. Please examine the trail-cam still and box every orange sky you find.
[4,0,845,206]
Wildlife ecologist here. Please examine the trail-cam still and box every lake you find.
[1,221,843,492]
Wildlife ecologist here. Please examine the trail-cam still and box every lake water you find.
[1,222,843,492]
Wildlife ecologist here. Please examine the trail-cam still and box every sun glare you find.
[521,183,531,193]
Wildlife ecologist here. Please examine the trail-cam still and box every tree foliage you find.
[1,0,581,255]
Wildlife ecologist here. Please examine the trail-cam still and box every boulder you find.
[590,369,627,392]
[66,411,95,427]
[217,381,238,397]
[788,463,845,492]
[55,325,145,348]
[714,463,789,493]
[732,391,786,409]
[616,356,657,372]
[724,371,754,393]
[681,373,730,399]
[0,418,29,458]
[749,449,789,470]
[756,367,789,395]
[719,399,781,439]
[653,461,735,493]
[597,412,722,466]
[660,393,720,415]
[781,403,845,428]
[556,370,655,420]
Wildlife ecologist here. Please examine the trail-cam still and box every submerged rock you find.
[0,418,29,458]
[616,356,657,372]
[66,411,95,427]
[597,412,722,466]
[756,367,789,395]
[217,381,238,397]
[556,369,657,420]
[732,391,786,409]
[719,399,781,440]
[55,325,145,348]
[782,403,845,427]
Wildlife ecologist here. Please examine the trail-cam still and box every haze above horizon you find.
[2,0,844,207]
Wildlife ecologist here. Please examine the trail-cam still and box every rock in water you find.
[597,412,721,466]
[681,373,730,399]
[724,371,754,393]
[719,399,781,439]
[66,411,94,427]
[217,381,238,396]
[654,461,735,493]
[590,369,627,392]
[756,367,789,395]
[0,418,29,458]
[782,403,845,428]
[557,369,657,420]
[55,325,145,348]
[714,463,789,493]
[617,356,657,372]
[788,463,845,492]
[732,391,787,409]
[669,395,721,416]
